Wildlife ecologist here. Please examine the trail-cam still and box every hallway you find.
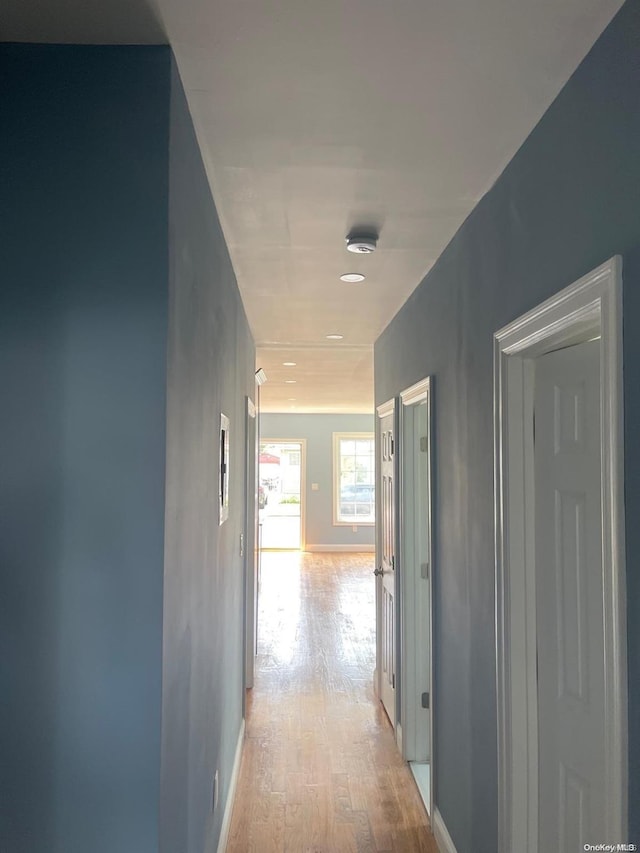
[226,551,437,852]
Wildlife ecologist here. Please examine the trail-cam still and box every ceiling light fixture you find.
[285,379,296,384]
[326,334,344,340]
[282,361,297,366]
[340,273,366,283]
[346,232,378,254]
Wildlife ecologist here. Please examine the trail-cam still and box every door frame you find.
[493,256,627,852]
[258,438,306,551]
[375,398,398,727]
[399,376,434,819]
[244,396,257,692]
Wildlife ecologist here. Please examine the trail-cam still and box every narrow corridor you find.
[226,551,437,852]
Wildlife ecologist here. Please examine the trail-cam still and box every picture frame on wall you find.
[219,413,230,525]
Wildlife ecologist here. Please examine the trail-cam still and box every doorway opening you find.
[259,440,305,550]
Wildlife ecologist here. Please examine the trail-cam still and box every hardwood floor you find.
[226,551,437,853]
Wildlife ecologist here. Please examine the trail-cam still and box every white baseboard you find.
[217,718,245,853]
[304,544,375,553]
[433,808,458,853]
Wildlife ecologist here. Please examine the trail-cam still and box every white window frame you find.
[332,431,375,526]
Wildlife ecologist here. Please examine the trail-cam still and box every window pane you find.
[340,439,356,456]
[356,440,373,455]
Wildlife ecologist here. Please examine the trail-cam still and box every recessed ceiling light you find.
[282,361,297,366]
[340,273,365,283]
[288,397,296,401]
[326,334,344,340]
[285,379,297,383]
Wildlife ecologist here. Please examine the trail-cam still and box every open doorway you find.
[259,440,305,550]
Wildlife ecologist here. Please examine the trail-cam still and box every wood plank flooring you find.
[226,551,437,853]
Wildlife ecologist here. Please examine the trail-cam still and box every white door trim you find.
[400,376,432,407]
[245,397,257,691]
[377,399,395,418]
[493,256,627,852]
[399,376,434,819]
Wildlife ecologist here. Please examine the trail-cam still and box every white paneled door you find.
[377,405,396,727]
[534,339,605,851]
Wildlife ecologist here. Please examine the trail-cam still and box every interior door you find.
[534,339,605,851]
[402,396,431,758]
[400,380,434,817]
[377,405,396,727]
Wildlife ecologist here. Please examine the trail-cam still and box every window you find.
[333,432,375,525]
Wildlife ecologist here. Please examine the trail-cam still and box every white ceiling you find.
[4,0,623,412]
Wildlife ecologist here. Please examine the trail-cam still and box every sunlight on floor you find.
[258,551,301,665]
[227,551,437,852]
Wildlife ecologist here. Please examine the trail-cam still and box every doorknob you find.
[373,567,384,577]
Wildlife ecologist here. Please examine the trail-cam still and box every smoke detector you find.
[346,233,378,254]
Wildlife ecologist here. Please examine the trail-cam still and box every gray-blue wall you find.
[375,2,640,851]
[1,45,255,853]
[159,60,256,853]
[0,45,170,853]
[261,413,375,549]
